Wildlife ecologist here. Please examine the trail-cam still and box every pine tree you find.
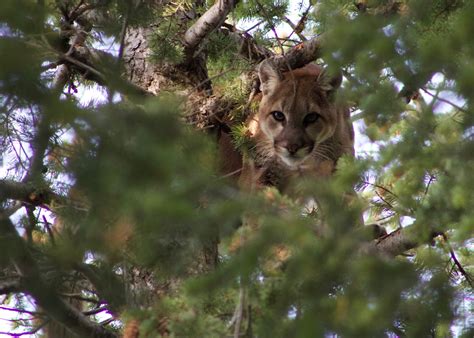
[0,1,472,337]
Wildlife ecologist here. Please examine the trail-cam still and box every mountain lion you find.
[237,60,354,193]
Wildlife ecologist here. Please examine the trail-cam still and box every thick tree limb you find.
[268,34,325,72]
[183,0,239,59]
[0,179,63,207]
[0,217,117,338]
[361,225,439,257]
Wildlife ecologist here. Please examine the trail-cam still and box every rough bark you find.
[118,0,243,308]
[122,25,175,95]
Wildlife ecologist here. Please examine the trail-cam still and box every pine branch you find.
[0,217,117,338]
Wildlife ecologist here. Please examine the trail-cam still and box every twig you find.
[60,293,101,304]
[375,190,394,210]
[60,54,104,81]
[25,206,36,243]
[100,317,116,326]
[255,0,285,54]
[42,215,56,245]
[441,234,474,288]
[193,66,239,92]
[219,168,243,179]
[0,319,49,337]
[242,20,265,33]
[422,174,435,203]
[0,306,44,316]
[363,180,399,198]
[420,87,467,113]
[83,305,109,316]
[283,16,307,41]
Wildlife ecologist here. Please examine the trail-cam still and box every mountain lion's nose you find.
[286,143,302,155]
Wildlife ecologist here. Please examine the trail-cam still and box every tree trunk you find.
[120,23,219,307]
[123,26,173,95]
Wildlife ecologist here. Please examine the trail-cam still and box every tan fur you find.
[239,62,354,192]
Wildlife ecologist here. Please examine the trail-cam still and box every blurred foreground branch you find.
[0,217,117,338]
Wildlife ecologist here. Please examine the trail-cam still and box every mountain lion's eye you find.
[304,112,320,125]
[271,111,285,122]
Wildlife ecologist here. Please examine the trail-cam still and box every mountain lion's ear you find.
[258,59,283,95]
[317,67,343,97]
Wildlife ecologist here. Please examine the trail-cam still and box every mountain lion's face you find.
[256,61,343,169]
